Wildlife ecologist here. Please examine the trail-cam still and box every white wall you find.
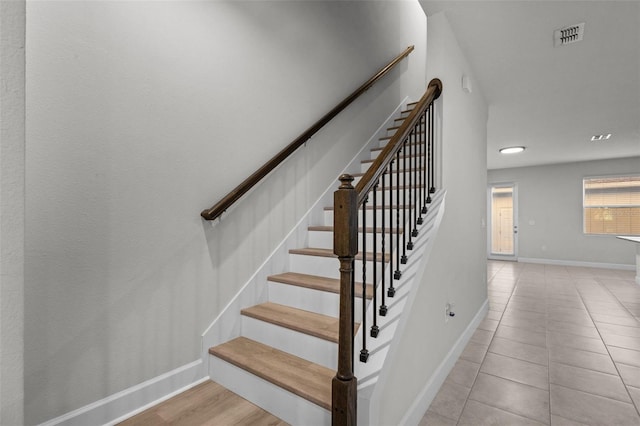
[489,156,640,267]
[0,1,25,424]
[373,11,488,425]
[24,1,427,423]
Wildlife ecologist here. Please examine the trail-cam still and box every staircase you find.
[206,102,442,425]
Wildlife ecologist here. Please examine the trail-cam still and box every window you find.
[583,175,640,235]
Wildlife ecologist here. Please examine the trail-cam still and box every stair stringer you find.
[199,98,410,424]
[354,189,447,426]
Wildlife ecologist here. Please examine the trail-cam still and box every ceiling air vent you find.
[554,23,585,47]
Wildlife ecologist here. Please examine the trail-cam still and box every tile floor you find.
[420,260,640,426]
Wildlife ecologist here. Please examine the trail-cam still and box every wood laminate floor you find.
[118,380,288,426]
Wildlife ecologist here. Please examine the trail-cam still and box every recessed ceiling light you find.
[591,134,612,142]
[499,146,526,154]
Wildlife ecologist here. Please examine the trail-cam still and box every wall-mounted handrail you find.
[200,45,415,220]
[332,78,442,425]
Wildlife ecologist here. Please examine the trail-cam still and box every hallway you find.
[422,260,640,425]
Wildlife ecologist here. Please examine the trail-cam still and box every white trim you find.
[518,257,634,271]
[399,299,489,426]
[38,360,206,426]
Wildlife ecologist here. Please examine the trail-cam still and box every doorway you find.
[488,183,518,260]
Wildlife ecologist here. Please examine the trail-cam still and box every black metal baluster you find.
[360,195,369,362]
[401,139,408,264]
[388,158,395,296]
[418,113,427,225]
[404,130,417,250]
[430,103,435,195]
[351,258,355,367]
[393,149,401,283]
[379,168,388,317]
[426,107,432,204]
[412,122,419,237]
[371,182,379,337]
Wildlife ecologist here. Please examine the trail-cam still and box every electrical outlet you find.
[445,302,456,322]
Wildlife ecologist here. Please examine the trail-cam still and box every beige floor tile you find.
[489,336,548,366]
[469,373,550,424]
[601,333,640,351]
[500,314,547,334]
[628,386,640,412]
[549,363,630,402]
[446,359,481,388]
[546,321,600,339]
[547,331,607,354]
[547,311,593,327]
[478,318,499,332]
[508,300,547,314]
[550,415,589,426]
[548,345,617,375]
[481,352,548,390]
[418,410,457,426]
[485,310,502,321]
[495,324,547,348]
[502,308,546,322]
[458,400,547,426]
[489,302,506,312]
[471,328,494,345]
[550,384,640,426]
[617,362,640,388]
[596,322,640,338]
[460,341,488,364]
[428,380,470,421]
[581,301,629,316]
[608,346,640,368]
[591,313,640,327]
[546,298,584,310]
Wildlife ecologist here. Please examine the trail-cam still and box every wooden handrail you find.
[355,78,442,204]
[201,45,415,220]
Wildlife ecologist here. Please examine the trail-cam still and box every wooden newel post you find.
[332,174,358,426]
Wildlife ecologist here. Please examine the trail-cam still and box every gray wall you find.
[489,156,640,266]
[0,1,25,424]
[373,11,489,425]
[24,1,427,423]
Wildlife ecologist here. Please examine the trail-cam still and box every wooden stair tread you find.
[352,168,425,177]
[241,302,343,343]
[268,272,373,299]
[324,204,414,211]
[289,247,390,263]
[371,142,423,152]
[362,154,423,163]
[209,337,333,410]
[308,225,402,234]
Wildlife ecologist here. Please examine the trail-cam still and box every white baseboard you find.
[517,257,634,271]
[399,298,489,426]
[39,360,207,426]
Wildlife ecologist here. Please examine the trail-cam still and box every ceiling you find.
[421,1,640,170]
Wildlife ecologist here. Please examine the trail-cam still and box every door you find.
[488,183,518,260]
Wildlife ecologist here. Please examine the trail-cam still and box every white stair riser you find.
[289,253,383,282]
[268,281,366,319]
[353,172,429,187]
[324,208,423,228]
[308,230,403,252]
[360,160,429,174]
[241,315,338,370]
[375,140,427,153]
[209,357,330,425]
